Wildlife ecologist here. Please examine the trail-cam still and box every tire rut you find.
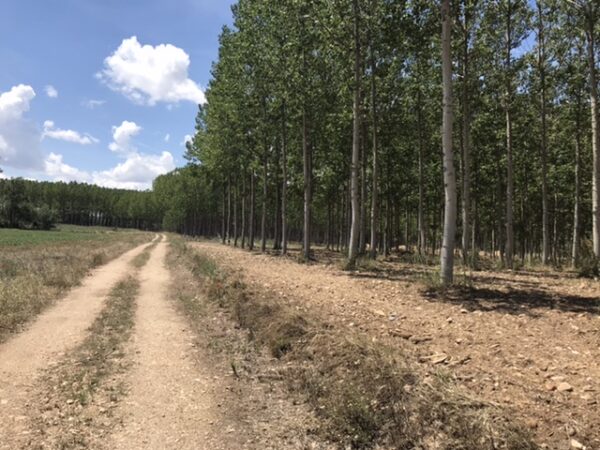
[0,240,152,448]
[110,237,238,450]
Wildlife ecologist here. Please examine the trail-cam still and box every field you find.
[0,226,153,343]
[0,225,147,247]
[1,232,599,450]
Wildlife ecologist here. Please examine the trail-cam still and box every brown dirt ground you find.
[191,241,600,450]
[109,238,231,449]
[0,241,152,449]
[111,237,330,450]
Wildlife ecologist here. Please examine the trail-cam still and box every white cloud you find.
[109,120,142,154]
[99,36,206,106]
[0,135,9,153]
[82,99,106,109]
[93,151,175,190]
[43,150,174,190]
[45,85,58,98]
[45,153,91,182]
[43,120,99,145]
[0,84,36,121]
[164,133,170,143]
[0,85,44,170]
[182,134,193,145]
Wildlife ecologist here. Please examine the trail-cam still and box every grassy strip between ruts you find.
[170,237,538,450]
[130,237,159,269]
[25,275,140,450]
[0,229,151,343]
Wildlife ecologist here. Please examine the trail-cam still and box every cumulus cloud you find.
[99,36,206,106]
[43,120,99,145]
[0,84,36,121]
[82,99,106,109]
[45,85,58,98]
[45,153,91,182]
[164,133,170,143]
[93,151,175,190]
[109,120,142,153]
[43,150,174,190]
[0,84,44,170]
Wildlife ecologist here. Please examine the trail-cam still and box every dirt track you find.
[3,235,598,449]
[192,241,600,450]
[0,241,151,449]
[110,238,241,450]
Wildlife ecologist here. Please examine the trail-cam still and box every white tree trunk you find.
[348,0,362,267]
[586,5,600,258]
[440,0,457,285]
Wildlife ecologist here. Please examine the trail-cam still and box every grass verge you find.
[29,276,140,449]
[130,238,159,268]
[170,237,538,449]
[0,229,151,343]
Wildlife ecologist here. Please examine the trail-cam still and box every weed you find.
[130,241,158,269]
[31,276,139,449]
[0,227,151,343]
[168,237,537,449]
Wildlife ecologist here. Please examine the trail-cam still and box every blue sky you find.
[0,0,236,189]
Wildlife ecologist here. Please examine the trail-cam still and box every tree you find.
[348,0,363,268]
[440,0,457,285]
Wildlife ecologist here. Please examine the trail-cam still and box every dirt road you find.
[0,241,151,449]
[192,241,600,449]
[1,236,313,449]
[110,238,241,450]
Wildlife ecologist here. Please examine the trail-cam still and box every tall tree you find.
[537,0,550,264]
[348,0,363,267]
[441,0,457,285]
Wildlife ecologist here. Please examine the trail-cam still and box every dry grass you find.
[130,239,158,269]
[171,237,538,450]
[29,275,140,449]
[0,228,150,343]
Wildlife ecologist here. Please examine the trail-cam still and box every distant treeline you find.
[0,178,162,231]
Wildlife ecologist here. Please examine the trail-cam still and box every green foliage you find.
[0,178,161,231]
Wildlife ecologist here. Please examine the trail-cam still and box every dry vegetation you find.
[27,275,140,449]
[166,236,329,449]
[170,237,537,449]
[0,227,151,343]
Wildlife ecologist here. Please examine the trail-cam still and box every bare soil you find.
[191,241,600,450]
[0,241,151,449]
[109,238,242,449]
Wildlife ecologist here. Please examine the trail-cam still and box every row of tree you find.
[0,178,161,230]
[4,0,600,284]
[165,0,600,284]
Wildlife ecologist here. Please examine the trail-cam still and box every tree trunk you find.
[538,0,550,265]
[505,0,515,269]
[348,0,362,268]
[302,107,312,260]
[440,0,456,286]
[461,1,472,266]
[221,183,226,244]
[234,179,239,247]
[369,35,380,259]
[249,170,255,251]
[359,119,368,254]
[241,175,247,249]
[417,88,427,255]
[261,146,268,253]
[227,176,232,244]
[573,77,583,267]
[281,103,288,255]
[586,4,600,258]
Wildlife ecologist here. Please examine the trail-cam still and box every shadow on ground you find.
[424,286,600,317]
